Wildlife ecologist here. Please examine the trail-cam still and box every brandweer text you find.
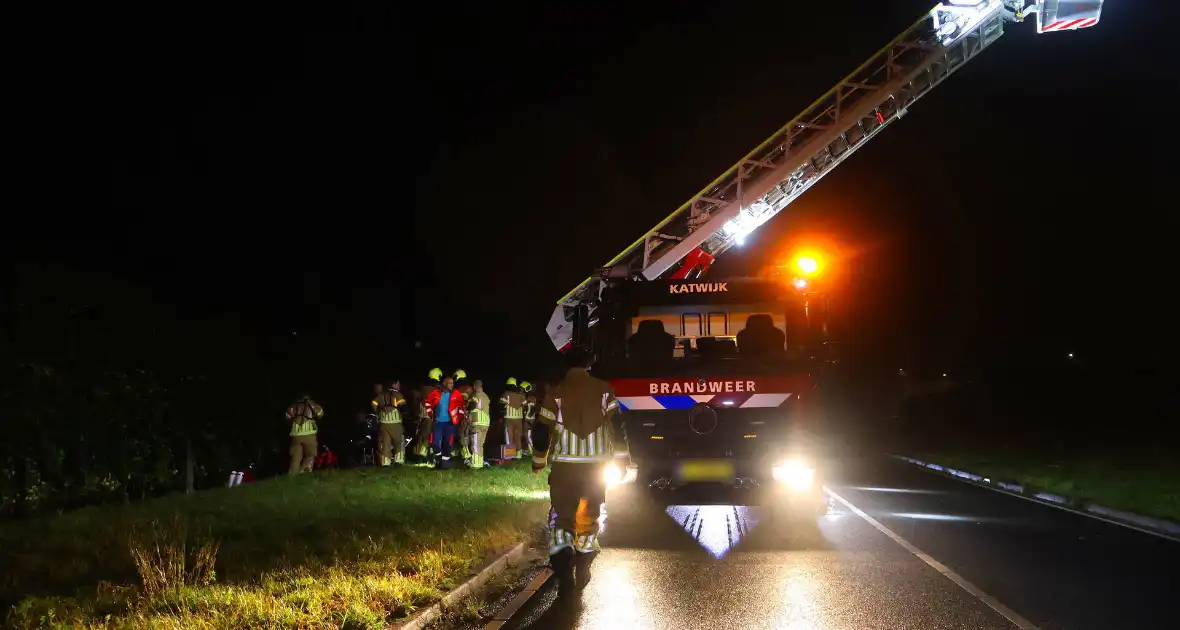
[648,380,756,394]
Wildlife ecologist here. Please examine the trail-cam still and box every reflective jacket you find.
[371,391,406,424]
[533,368,626,466]
[286,398,324,436]
[468,391,492,426]
[500,391,525,419]
[424,387,466,425]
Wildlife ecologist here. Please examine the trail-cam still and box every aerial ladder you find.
[546,0,1104,350]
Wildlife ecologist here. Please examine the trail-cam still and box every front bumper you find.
[637,454,824,503]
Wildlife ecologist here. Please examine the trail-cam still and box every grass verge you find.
[917,452,1180,523]
[1,464,548,629]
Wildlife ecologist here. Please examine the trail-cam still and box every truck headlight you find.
[603,462,623,486]
[772,459,815,491]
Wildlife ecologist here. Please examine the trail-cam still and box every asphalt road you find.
[501,455,1180,630]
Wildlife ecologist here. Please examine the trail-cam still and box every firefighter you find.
[468,379,492,468]
[454,369,473,463]
[500,377,526,459]
[285,394,325,475]
[372,380,407,466]
[415,368,443,459]
[531,348,627,597]
[424,372,466,468]
[521,380,537,456]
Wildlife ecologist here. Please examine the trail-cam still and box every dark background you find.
[4,1,1177,496]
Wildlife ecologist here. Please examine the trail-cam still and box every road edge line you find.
[825,488,1041,630]
[398,541,529,630]
[890,455,1180,543]
[483,567,554,629]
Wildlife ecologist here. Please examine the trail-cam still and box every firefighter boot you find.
[550,548,576,599]
[573,550,597,591]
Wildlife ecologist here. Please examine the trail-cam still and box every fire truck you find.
[545,2,1103,506]
[591,276,830,514]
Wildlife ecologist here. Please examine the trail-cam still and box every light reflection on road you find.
[578,562,652,630]
[773,564,828,630]
[530,494,1020,630]
[665,504,761,558]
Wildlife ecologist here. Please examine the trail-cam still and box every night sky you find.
[14,1,1176,398]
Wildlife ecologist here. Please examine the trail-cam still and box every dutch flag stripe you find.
[616,393,793,410]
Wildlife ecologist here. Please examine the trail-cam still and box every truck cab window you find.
[736,314,785,357]
[707,312,727,336]
[628,319,676,366]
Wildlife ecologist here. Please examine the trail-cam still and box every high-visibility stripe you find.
[544,393,618,460]
[576,533,598,552]
[290,420,318,436]
[378,407,402,424]
[1042,17,1097,32]
[740,394,792,408]
[616,392,793,410]
[550,528,599,554]
[548,423,614,460]
[551,454,602,463]
[550,529,575,554]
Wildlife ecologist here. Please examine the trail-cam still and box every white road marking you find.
[825,487,1041,630]
[902,460,1180,543]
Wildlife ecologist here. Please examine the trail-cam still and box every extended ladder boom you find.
[548,1,1102,349]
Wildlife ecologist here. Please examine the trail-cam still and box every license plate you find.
[678,459,735,482]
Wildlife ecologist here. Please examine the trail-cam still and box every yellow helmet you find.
[520,381,533,393]
[506,377,518,386]
[453,369,467,380]
[428,367,443,381]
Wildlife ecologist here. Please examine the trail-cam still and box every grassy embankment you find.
[917,452,1180,523]
[1,464,548,629]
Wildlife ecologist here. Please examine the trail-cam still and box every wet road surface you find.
[502,455,1180,630]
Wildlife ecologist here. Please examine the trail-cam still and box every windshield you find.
[599,354,810,379]
[598,332,810,379]
[591,281,813,379]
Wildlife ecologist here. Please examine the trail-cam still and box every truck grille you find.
[626,405,792,459]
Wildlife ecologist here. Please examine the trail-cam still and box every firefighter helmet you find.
[453,369,467,381]
[520,380,533,393]
[428,367,443,381]
[506,377,518,386]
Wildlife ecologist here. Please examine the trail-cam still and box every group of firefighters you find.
[283,349,627,599]
[406,369,543,470]
[283,369,543,474]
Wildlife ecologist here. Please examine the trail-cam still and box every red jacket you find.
[424,387,466,425]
